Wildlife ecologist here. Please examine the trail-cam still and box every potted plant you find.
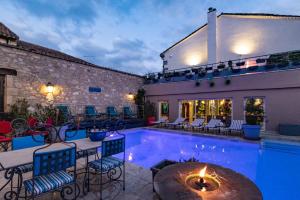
[134,89,145,119]
[243,98,264,140]
[144,100,157,126]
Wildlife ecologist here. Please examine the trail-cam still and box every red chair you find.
[0,120,12,151]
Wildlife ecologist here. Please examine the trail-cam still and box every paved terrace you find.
[0,161,159,200]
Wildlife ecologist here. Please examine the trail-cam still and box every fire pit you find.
[153,162,262,200]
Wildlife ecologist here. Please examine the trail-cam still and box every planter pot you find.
[147,116,156,126]
[243,124,261,140]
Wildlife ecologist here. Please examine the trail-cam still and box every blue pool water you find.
[116,128,300,200]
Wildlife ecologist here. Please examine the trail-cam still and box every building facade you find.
[0,23,143,114]
[161,8,300,71]
[145,9,300,132]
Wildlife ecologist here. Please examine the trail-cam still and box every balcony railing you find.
[144,50,300,84]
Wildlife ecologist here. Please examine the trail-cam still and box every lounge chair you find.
[56,105,73,122]
[220,120,244,136]
[185,118,205,131]
[123,106,137,119]
[204,119,223,133]
[152,116,168,127]
[106,106,120,119]
[85,105,100,118]
[166,117,185,129]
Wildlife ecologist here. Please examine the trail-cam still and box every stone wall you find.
[0,45,143,114]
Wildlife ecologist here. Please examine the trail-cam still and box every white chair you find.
[220,120,244,136]
[205,119,222,133]
[152,116,168,127]
[185,118,205,131]
[166,117,185,129]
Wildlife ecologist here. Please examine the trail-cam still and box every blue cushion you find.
[12,135,45,150]
[24,171,74,195]
[89,157,123,172]
[16,164,33,174]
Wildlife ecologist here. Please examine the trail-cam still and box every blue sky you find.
[0,0,299,75]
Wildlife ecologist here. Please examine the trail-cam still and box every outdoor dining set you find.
[0,119,126,200]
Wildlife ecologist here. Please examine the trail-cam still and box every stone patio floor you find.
[0,161,159,200]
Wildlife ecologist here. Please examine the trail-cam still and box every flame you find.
[199,166,207,178]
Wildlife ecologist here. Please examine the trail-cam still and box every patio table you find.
[0,135,123,199]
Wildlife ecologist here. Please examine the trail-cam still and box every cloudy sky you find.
[0,0,299,75]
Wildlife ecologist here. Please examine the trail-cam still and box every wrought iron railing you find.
[144,50,300,84]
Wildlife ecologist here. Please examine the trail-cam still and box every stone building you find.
[0,22,143,114]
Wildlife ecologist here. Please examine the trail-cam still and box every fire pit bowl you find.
[153,162,262,200]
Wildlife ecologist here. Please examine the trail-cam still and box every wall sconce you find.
[127,92,135,101]
[46,82,54,93]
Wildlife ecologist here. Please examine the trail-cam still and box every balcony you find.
[144,50,300,84]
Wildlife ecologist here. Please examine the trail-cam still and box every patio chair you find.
[106,106,120,119]
[204,119,223,133]
[24,143,77,200]
[87,136,125,199]
[0,120,12,151]
[123,106,137,119]
[85,105,100,118]
[185,118,205,131]
[166,117,185,129]
[220,120,244,136]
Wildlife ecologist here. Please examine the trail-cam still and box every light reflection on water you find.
[115,129,300,200]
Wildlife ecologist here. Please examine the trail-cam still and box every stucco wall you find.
[144,69,300,132]
[164,26,208,71]
[0,45,143,113]
[218,15,300,62]
[163,15,300,71]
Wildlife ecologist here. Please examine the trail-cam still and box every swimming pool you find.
[116,128,300,200]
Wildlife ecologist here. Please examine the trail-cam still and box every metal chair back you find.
[33,145,76,176]
[102,137,125,158]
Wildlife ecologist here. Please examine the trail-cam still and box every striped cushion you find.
[24,171,74,195]
[16,164,33,173]
[89,156,123,172]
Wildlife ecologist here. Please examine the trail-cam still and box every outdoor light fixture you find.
[46,82,54,94]
[45,82,54,103]
[127,92,135,101]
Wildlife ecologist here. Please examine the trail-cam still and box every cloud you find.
[0,0,300,75]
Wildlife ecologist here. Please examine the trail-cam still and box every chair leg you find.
[123,164,125,191]
[100,170,103,200]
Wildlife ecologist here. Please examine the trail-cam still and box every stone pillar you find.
[207,7,217,64]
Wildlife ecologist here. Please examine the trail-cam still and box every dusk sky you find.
[0,0,299,75]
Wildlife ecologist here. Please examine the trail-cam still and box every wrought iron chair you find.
[24,143,78,199]
[0,120,12,151]
[87,135,125,199]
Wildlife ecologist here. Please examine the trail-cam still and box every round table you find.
[154,162,262,200]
